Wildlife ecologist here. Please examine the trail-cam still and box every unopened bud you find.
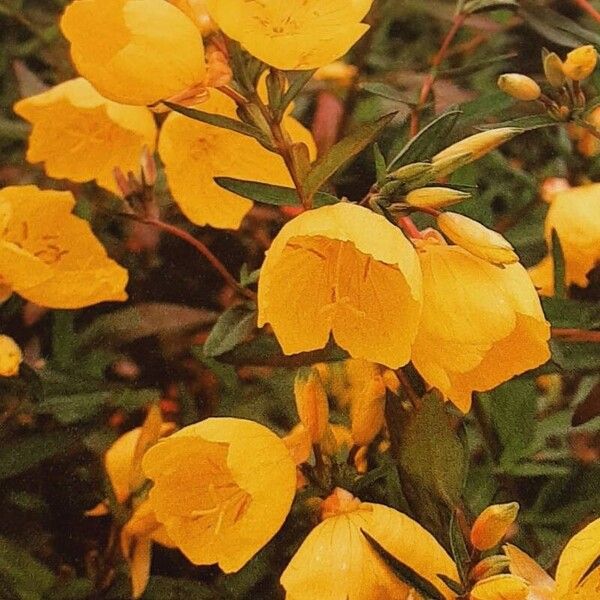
[430,151,472,179]
[433,128,521,166]
[498,74,541,101]
[294,366,329,445]
[350,374,386,447]
[470,502,520,551]
[437,212,519,265]
[0,335,22,377]
[470,574,529,600]
[314,61,358,88]
[543,52,566,88]
[389,162,434,187]
[563,45,598,81]
[470,555,511,582]
[405,186,471,209]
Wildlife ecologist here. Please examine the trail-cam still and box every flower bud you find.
[405,187,471,209]
[382,368,400,395]
[470,555,511,582]
[543,52,566,88]
[437,212,519,265]
[294,366,329,445]
[433,128,521,166]
[350,373,386,447]
[0,335,23,377]
[563,45,598,81]
[314,62,358,88]
[388,161,434,187]
[470,502,520,551]
[430,151,473,179]
[498,74,541,101]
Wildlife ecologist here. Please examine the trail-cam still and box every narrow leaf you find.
[280,70,317,114]
[388,109,462,172]
[215,177,339,207]
[551,229,567,299]
[362,82,414,106]
[163,101,271,146]
[304,112,398,197]
[373,143,387,186]
[204,305,258,358]
[361,530,446,600]
[478,114,558,132]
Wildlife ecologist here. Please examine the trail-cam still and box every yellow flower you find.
[60,0,206,106]
[497,74,542,102]
[206,0,373,70]
[529,183,600,295]
[0,335,23,377]
[404,187,471,209]
[543,52,566,88]
[142,417,296,572]
[501,516,600,600]
[280,488,459,600]
[411,241,550,412]
[258,203,422,368]
[437,212,519,265]
[169,0,217,36]
[158,89,315,229]
[562,45,598,81]
[470,574,530,600]
[470,502,519,551]
[0,186,128,308]
[14,78,156,193]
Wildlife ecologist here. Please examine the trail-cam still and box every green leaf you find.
[550,339,600,373]
[279,70,317,115]
[542,298,600,329]
[520,1,600,48]
[481,379,537,467]
[373,143,387,186]
[0,430,79,480]
[214,177,339,207]
[0,536,55,600]
[478,114,559,132]
[36,392,107,425]
[551,229,567,299]
[463,0,518,14]
[361,530,446,600]
[163,101,271,147]
[361,82,414,105]
[204,305,257,358]
[387,109,462,172]
[387,391,467,545]
[304,112,398,197]
[572,380,600,427]
[448,512,470,589]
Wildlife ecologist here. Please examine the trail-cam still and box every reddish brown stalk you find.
[410,12,468,138]
[144,218,257,302]
[573,0,600,23]
[397,216,423,240]
[551,328,600,343]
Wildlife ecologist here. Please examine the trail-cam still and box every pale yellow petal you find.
[503,544,555,598]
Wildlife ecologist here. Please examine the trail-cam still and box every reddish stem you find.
[410,12,468,138]
[144,219,257,301]
[397,216,423,240]
[573,0,600,23]
[551,328,600,343]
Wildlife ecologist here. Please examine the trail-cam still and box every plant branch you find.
[573,0,600,23]
[121,213,256,301]
[551,328,600,343]
[410,12,468,138]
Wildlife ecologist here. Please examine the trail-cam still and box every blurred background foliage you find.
[0,0,599,598]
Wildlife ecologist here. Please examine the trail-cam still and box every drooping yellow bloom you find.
[529,183,600,295]
[411,241,550,412]
[60,0,206,106]
[158,90,315,229]
[0,186,128,308]
[470,502,519,551]
[142,417,296,572]
[499,517,600,600]
[258,203,422,368]
[437,212,519,265]
[206,0,373,70]
[280,488,459,600]
[14,78,157,193]
[0,335,22,377]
